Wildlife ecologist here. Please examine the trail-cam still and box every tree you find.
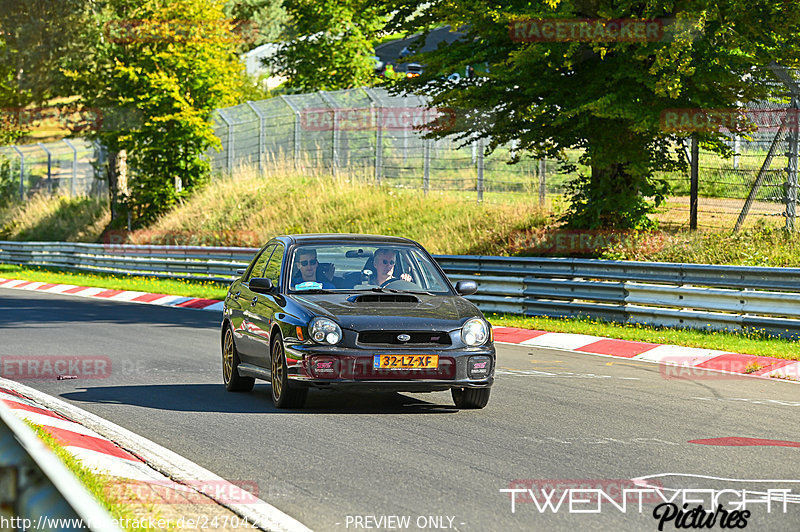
[64,0,246,225]
[225,0,288,52]
[0,36,24,145]
[0,0,90,144]
[388,1,800,229]
[0,0,88,106]
[272,0,386,92]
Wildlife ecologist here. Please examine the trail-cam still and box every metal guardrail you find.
[0,399,121,531]
[435,255,800,336]
[0,241,256,283]
[2,241,800,337]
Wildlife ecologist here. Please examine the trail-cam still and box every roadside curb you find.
[0,379,312,532]
[2,275,796,383]
[493,327,799,383]
[0,277,223,312]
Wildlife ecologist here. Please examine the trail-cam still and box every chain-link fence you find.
[209,87,558,204]
[657,98,796,230]
[210,87,800,230]
[3,85,800,231]
[0,139,105,200]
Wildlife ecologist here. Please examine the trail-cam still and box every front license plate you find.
[373,354,439,369]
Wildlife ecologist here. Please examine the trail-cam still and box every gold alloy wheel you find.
[271,339,284,399]
[223,328,234,384]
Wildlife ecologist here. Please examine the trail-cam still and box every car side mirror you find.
[249,277,274,294]
[455,280,477,296]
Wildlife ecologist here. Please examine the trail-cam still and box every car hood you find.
[290,292,481,331]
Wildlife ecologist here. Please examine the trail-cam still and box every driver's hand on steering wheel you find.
[400,273,412,282]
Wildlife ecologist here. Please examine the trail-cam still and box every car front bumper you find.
[284,343,495,392]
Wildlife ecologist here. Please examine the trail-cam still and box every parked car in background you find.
[221,234,495,410]
[405,63,424,77]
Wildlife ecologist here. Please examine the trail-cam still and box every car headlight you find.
[310,317,342,345]
[461,318,489,346]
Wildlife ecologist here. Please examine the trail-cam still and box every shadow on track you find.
[0,289,219,330]
[59,384,459,414]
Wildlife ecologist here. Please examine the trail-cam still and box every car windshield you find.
[287,243,453,294]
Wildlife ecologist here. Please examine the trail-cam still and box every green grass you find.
[0,264,228,300]
[597,222,800,267]
[29,424,154,531]
[488,313,799,361]
[4,164,799,265]
[0,193,109,242]
[142,167,550,256]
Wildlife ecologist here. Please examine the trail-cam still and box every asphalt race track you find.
[1,287,798,531]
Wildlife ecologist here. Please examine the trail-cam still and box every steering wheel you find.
[380,278,402,288]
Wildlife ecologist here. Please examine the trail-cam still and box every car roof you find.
[277,233,419,246]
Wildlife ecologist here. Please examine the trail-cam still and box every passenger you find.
[292,248,335,289]
[372,248,412,285]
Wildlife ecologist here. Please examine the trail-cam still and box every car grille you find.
[357,331,452,346]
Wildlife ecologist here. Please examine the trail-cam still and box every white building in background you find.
[242,43,287,90]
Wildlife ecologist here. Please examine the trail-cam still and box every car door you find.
[237,244,276,363]
[246,242,286,368]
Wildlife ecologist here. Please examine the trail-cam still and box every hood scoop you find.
[348,294,420,304]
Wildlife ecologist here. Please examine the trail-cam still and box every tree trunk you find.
[106,149,127,221]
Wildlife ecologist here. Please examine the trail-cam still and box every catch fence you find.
[209,87,554,203]
[3,87,800,230]
[0,138,105,199]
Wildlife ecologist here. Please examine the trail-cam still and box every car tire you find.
[271,335,308,409]
[451,387,490,409]
[222,325,255,392]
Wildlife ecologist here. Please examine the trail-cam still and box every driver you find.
[372,248,412,285]
[292,248,335,289]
